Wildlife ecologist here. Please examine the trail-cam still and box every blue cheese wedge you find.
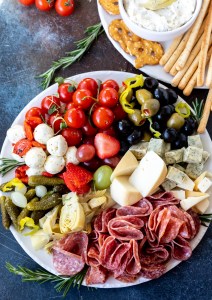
[130,142,148,160]
[173,164,186,172]
[185,163,204,180]
[147,138,166,157]
[165,148,184,164]
[166,166,194,191]
[183,146,203,164]
[161,179,177,191]
[188,135,203,148]
[202,151,210,164]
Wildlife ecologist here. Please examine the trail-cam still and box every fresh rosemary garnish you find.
[199,213,212,227]
[6,262,88,297]
[191,98,204,123]
[37,23,104,90]
[0,158,25,177]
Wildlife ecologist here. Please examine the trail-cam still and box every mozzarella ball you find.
[7,125,26,143]
[44,155,65,174]
[25,147,47,168]
[34,124,54,145]
[35,185,48,198]
[47,135,68,157]
[65,147,79,165]
[26,167,45,177]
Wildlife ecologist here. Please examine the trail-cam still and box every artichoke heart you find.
[142,0,176,10]
[40,205,61,235]
[30,229,50,251]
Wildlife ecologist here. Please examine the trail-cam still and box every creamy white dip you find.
[124,0,196,32]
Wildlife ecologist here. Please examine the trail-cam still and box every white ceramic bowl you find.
[119,0,202,42]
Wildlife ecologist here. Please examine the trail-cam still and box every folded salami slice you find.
[116,272,139,283]
[146,191,180,208]
[94,208,116,233]
[139,263,166,279]
[125,240,141,275]
[85,265,108,285]
[171,236,192,261]
[86,242,100,267]
[116,199,153,218]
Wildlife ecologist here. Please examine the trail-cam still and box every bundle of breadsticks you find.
[160,0,212,96]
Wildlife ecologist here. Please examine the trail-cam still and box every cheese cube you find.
[161,179,177,191]
[197,177,212,193]
[173,164,186,172]
[166,166,194,191]
[185,191,206,197]
[180,194,209,211]
[129,151,167,197]
[183,146,203,164]
[188,135,203,148]
[130,142,149,160]
[147,138,166,157]
[202,151,210,164]
[110,150,138,181]
[110,176,142,206]
[194,199,209,214]
[164,143,171,153]
[171,189,186,200]
[165,148,184,164]
[185,163,204,180]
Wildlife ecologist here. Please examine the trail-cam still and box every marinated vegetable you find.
[28,176,64,187]
[4,197,20,230]
[27,193,62,211]
[0,196,11,229]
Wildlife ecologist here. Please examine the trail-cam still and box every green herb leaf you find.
[191,98,204,123]
[55,77,64,85]
[68,85,76,93]
[60,122,68,130]
[0,158,25,177]
[48,105,58,115]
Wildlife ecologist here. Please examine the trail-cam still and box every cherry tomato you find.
[19,0,35,6]
[35,0,54,11]
[41,95,60,115]
[48,113,64,133]
[82,119,97,136]
[78,78,98,97]
[73,89,94,110]
[61,127,82,146]
[98,126,116,137]
[98,87,119,108]
[58,83,76,103]
[66,102,77,110]
[76,144,96,162]
[64,108,86,128]
[113,102,127,121]
[102,79,119,92]
[55,0,74,16]
[92,107,114,129]
[13,139,32,157]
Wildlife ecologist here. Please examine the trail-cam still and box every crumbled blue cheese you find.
[165,148,185,164]
[161,179,177,191]
[202,151,210,164]
[173,163,186,172]
[147,138,166,157]
[183,146,203,164]
[185,163,204,180]
[130,142,148,160]
[164,143,171,153]
[166,166,194,191]
[188,135,203,148]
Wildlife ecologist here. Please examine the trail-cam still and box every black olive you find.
[162,128,178,143]
[154,88,169,106]
[167,88,178,104]
[127,129,143,145]
[152,121,164,132]
[116,120,134,136]
[143,77,159,91]
[155,105,174,122]
[119,140,130,156]
[172,133,188,149]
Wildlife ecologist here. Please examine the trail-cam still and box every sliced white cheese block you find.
[194,199,209,214]
[185,190,207,198]
[110,176,142,206]
[180,194,209,211]
[197,177,212,193]
[110,150,138,181]
[171,189,186,200]
[129,151,167,197]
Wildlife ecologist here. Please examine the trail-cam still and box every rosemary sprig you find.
[0,158,25,177]
[199,213,212,227]
[37,23,104,90]
[6,262,88,297]
[191,98,204,123]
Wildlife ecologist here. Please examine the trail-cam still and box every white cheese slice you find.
[197,177,212,193]
[185,191,207,198]
[180,194,209,211]
[129,151,167,197]
[171,189,186,200]
[110,150,138,181]
[194,199,209,214]
[110,176,142,206]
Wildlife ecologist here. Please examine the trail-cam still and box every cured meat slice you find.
[140,243,170,265]
[98,233,109,248]
[139,263,166,279]
[94,208,116,233]
[171,236,192,261]
[53,232,88,276]
[86,243,100,267]
[85,266,108,285]
[116,199,153,218]
[146,191,180,208]
[116,272,139,283]
[125,240,141,275]
[108,216,144,241]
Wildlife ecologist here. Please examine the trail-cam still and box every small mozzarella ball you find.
[25,147,47,168]
[65,147,79,165]
[44,155,65,174]
[34,124,54,145]
[15,184,27,195]
[11,192,27,208]
[35,185,48,198]
[26,167,45,177]
[47,135,68,157]
[12,151,25,162]
[7,125,26,144]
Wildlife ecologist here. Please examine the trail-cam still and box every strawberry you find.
[94,133,120,159]
[65,163,93,187]
[63,171,91,194]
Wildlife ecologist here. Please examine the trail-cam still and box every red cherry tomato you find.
[61,127,82,146]
[82,119,97,137]
[55,0,74,16]
[35,0,54,11]
[113,102,127,121]
[73,89,94,110]
[78,78,98,97]
[41,95,61,115]
[92,107,114,129]
[76,144,96,162]
[48,113,63,133]
[64,108,86,128]
[66,102,77,110]
[58,83,76,103]
[98,87,119,108]
[19,0,35,5]
[102,79,119,92]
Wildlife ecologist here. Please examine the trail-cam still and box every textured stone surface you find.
[0,1,211,299]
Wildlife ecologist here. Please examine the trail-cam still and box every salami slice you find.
[171,236,192,261]
[85,266,108,285]
[139,263,166,279]
[94,208,116,233]
[146,191,180,208]
[116,272,139,283]
[125,240,141,275]
[86,242,100,267]
[116,199,153,218]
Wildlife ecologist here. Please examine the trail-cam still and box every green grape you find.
[93,165,113,190]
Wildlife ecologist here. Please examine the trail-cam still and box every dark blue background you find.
[0,1,211,299]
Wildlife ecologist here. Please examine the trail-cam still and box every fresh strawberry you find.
[63,171,91,194]
[94,133,120,159]
[66,163,93,188]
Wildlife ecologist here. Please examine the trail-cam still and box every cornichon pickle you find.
[31,210,46,225]
[17,197,39,230]
[27,193,61,211]
[53,185,70,194]
[28,176,64,187]
[5,197,20,230]
[25,189,36,201]
[0,196,11,229]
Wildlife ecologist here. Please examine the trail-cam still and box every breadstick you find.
[176,0,210,71]
[197,88,212,133]
[206,52,212,87]
[159,35,183,66]
[197,1,212,86]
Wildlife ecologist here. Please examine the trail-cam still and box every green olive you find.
[141,99,160,117]
[128,109,145,126]
[136,89,153,105]
[167,113,185,130]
